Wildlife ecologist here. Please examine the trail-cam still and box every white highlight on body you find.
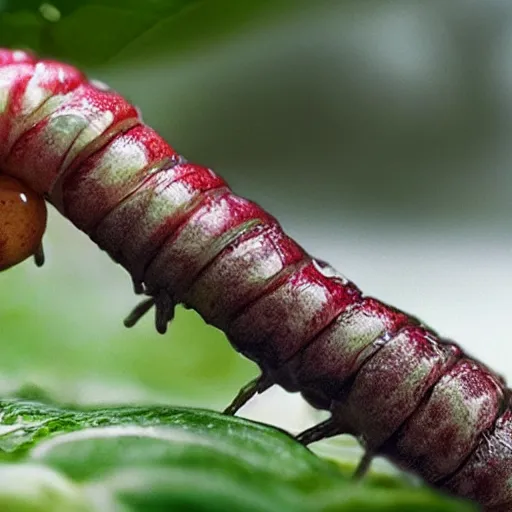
[90,79,111,92]
[312,258,350,285]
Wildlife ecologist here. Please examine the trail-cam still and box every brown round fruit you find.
[0,175,47,271]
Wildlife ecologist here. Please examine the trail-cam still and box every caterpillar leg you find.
[154,289,175,334]
[295,417,345,445]
[124,290,176,334]
[33,243,45,267]
[224,374,272,415]
[124,297,155,328]
[353,450,374,480]
[297,419,374,478]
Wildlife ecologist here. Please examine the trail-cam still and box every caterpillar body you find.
[0,48,510,510]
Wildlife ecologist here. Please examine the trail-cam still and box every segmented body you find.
[1,49,510,510]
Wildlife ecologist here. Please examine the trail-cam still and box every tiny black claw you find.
[154,290,175,335]
[33,243,45,267]
[295,418,344,446]
[224,375,272,415]
[124,297,155,328]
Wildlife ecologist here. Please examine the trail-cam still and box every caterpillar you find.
[0,48,510,511]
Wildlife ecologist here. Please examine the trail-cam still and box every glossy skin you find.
[0,48,510,510]
[0,175,46,270]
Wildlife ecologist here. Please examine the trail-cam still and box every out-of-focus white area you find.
[17,0,512,449]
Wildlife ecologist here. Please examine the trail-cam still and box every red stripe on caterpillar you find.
[0,48,510,510]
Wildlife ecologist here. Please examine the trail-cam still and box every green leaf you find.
[0,400,325,470]
[0,399,475,512]
[0,0,302,67]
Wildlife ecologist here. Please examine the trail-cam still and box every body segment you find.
[0,49,510,510]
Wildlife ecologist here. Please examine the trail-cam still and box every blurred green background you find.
[0,0,511,461]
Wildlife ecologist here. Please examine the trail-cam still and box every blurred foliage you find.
[0,0,302,66]
[0,399,474,511]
